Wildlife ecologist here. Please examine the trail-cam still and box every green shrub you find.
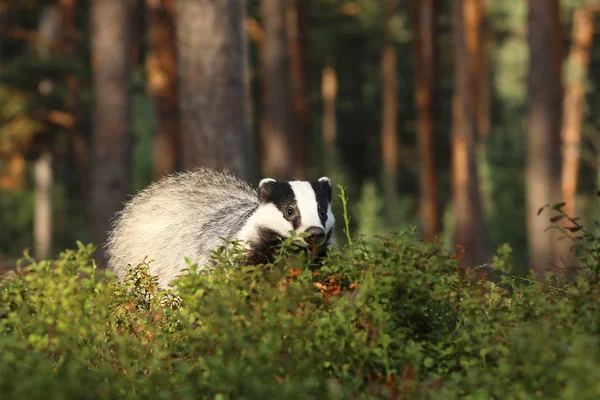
[1,199,600,399]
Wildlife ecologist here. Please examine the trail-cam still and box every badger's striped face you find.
[256,177,335,247]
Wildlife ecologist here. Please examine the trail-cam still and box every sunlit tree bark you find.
[562,6,594,219]
[34,152,53,259]
[451,0,487,267]
[146,0,180,179]
[321,58,337,176]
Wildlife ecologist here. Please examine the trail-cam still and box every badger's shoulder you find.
[144,167,257,197]
[109,168,259,238]
[123,168,256,209]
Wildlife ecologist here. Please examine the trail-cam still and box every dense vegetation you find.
[2,191,600,399]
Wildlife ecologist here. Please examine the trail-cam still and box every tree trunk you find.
[242,17,258,183]
[260,0,294,180]
[381,0,399,227]
[246,17,266,182]
[474,0,489,138]
[34,152,53,259]
[33,4,61,259]
[411,0,440,241]
[451,0,487,267]
[287,0,310,180]
[90,0,133,263]
[561,6,594,219]
[175,0,249,178]
[527,0,564,278]
[146,0,180,179]
[322,58,337,176]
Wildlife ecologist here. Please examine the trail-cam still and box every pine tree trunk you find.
[242,16,258,183]
[381,0,399,227]
[146,0,180,179]
[562,6,594,219]
[411,0,440,241]
[451,0,487,267]
[287,0,310,180]
[322,59,337,176]
[34,152,53,259]
[246,17,266,182]
[175,0,249,178]
[527,0,564,278]
[473,0,490,138]
[260,0,294,180]
[90,0,133,263]
[33,4,61,259]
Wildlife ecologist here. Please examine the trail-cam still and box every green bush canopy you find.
[2,201,600,400]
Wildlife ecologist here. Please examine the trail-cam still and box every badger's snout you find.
[304,226,326,246]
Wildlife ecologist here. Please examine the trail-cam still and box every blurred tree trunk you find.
[34,4,61,259]
[451,0,487,267]
[475,1,489,139]
[411,0,440,241]
[34,152,53,259]
[260,0,294,180]
[175,0,249,178]
[527,0,564,278]
[381,0,398,226]
[322,58,337,176]
[246,17,265,182]
[562,6,594,219]
[242,17,258,183]
[90,0,133,263]
[146,0,180,179]
[287,0,310,180]
[129,0,142,66]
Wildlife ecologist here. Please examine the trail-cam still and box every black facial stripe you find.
[259,181,301,231]
[310,181,331,227]
[246,228,285,265]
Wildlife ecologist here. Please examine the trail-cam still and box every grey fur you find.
[106,168,259,288]
[106,167,335,289]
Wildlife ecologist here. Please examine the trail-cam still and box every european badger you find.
[106,168,335,288]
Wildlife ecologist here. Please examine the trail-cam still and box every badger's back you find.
[106,168,259,288]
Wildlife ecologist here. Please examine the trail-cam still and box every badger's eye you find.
[319,209,326,217]
[286,207,295,217]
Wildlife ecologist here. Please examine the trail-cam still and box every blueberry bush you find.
[1,194,600,399]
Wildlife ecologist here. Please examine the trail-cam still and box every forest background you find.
[1,0,598,278]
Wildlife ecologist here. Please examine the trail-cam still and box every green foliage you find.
[3,205,600,399]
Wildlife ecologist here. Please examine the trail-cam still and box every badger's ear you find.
[318,177,332,203]
[258,178,276,203]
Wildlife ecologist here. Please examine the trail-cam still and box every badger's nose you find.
[304,226,326,245]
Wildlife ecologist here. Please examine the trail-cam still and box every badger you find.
[105,168,336,288]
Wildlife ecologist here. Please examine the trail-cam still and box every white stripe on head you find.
[289,181,323,231]
[236,203,294,244]
[259,178,276,187]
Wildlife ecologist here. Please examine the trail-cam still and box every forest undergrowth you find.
[1,188,600,399]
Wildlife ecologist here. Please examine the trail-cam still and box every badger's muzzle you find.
[304,226,326,246]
